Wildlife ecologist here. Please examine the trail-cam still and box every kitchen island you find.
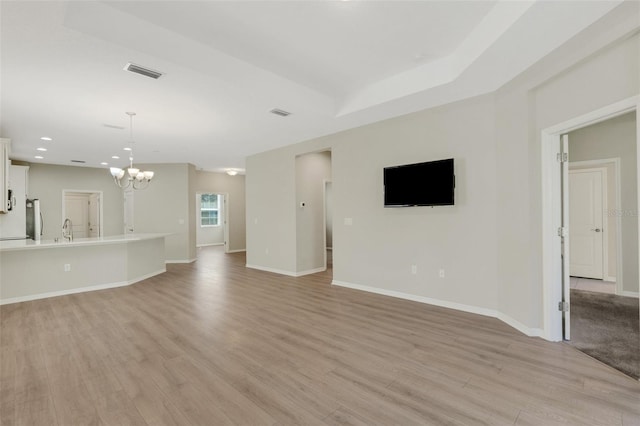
[0,233,167,304]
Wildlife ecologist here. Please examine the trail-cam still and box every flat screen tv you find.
[384,158,455,207]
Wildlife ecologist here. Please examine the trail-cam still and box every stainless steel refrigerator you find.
[26,199,42,241]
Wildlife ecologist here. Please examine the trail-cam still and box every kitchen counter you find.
[0,233,169,251]
[0,233,167,304]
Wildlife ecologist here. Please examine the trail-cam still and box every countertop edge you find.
[0,233,170,252]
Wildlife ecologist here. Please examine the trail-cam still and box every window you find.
[200,193,219,226]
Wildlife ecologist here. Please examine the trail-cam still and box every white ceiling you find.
[0,1,626,173]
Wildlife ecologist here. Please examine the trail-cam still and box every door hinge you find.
[558,301,569,312]
[557,152,568,162]
[557,227,568,237]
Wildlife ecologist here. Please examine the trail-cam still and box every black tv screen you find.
[384,158,455,207]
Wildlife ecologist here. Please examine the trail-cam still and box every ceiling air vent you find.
[71,160,86,164]
[270,108,291,117]
[123,62,163,80]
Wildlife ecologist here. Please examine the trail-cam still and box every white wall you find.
[246,149,298,272]
[494,28,638,328]
[246,12,639,335]
[296,151,331,273]
[132,163,196,262]
[568,112,637,294]
[26,163,124,239]
[248,94,499,308]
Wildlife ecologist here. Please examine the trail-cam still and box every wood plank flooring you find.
[1,246,639,425]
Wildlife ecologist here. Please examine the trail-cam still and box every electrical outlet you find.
[64,264,71,272]
[411,265,417,275]
[439,269,445,278]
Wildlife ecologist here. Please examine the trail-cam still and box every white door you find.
[88,193,100,237]
[569,169,604,279]
[124,189,134,234]
[65,194,89,238]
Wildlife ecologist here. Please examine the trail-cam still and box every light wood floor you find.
[1,246,639,425]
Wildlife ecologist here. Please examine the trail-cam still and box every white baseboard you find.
[227,249,246,253]
[331,280,543,338]
[605,275,616,282]
[0,268,166,305]
[166,258,197,264]
[496,312,544,337]
[197,243,224,248]
[620,291,639,298]
[246,264,326,277]
[246,264,297,277]
[295,267,326,277]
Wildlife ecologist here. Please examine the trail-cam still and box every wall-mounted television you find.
[384,158,455,207]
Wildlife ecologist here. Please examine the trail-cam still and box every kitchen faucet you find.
[62,218,73,241]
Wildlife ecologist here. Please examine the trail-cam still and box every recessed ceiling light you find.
[112,155,120,159]
[100,162,108,166]
[37,147,47,152]
[123,147,132,151]
[34,155,44,159]
[40,137,52,141]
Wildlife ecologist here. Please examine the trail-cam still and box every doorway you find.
[196,193,226,251]
[324,180,333,270]
[542,96,638,342]
[62,190,103,238]
[542,98,639,379]
[569,159,622,296]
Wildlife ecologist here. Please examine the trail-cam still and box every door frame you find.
[322,179,332,270]
[61,189,104,238]
[541,95,638,342]
[570,159,622,289]
[223,193,230,253]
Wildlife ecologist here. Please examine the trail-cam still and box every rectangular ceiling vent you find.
[70,160,86,164]
[124,62,163,80]
[270,108,292,117]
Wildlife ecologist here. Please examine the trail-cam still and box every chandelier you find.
[109,112,154,189]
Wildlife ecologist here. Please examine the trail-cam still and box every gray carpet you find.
[568,289,639,379]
